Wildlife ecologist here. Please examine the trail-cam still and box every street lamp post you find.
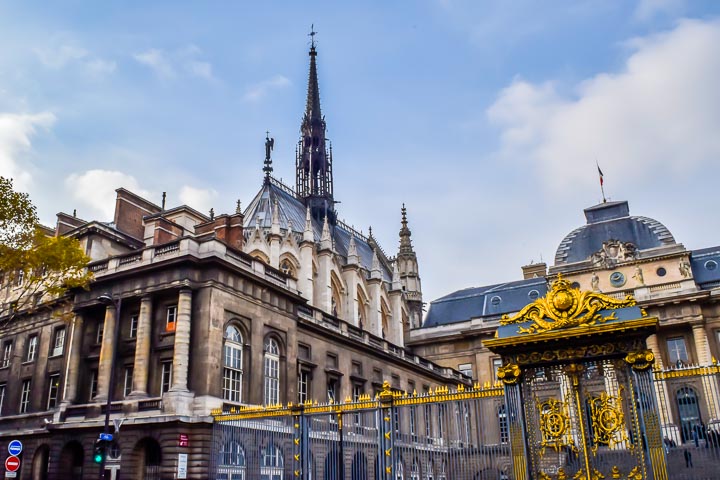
[97,294,122,480]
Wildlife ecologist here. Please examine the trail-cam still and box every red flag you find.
[597,165,604,186]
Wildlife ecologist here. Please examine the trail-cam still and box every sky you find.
[2,0,720,304]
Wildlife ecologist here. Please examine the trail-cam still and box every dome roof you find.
[554,201,676,265]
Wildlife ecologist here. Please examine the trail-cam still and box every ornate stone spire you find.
[399,203,414,255]
[271,199,280,235]
[371,248,382,279]
[303,206,314,243]
[263,132,274,182]
[296,26,335,224]
[392,261,402,290]
[347,234,359,265]
[320,214,332,251]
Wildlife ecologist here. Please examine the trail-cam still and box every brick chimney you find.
[113,189,162,240]
[194,212,244,250]
[521,262,547,279]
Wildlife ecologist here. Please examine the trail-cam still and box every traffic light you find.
[93,439,106,464]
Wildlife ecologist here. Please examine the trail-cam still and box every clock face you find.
[609,271,626,288]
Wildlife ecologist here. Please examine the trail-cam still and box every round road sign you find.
[7,440,22,456]
[5,455,20,472]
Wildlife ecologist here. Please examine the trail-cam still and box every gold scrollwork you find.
[497,363,522,385]
[571,468,607,480]
[500,275,635,334]
[537,398,574,455]
[624,350,655,371]
[626,466,642,480]
[588,386,629,453]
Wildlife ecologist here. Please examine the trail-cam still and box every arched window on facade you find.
[357,291,367,330]
[261,445,284,480]
[223,325,244,403]
[264,338,280,405]
[219,441,246,480]
[381,301,390,339]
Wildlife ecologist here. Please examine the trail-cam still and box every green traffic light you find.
[94,453,104,463]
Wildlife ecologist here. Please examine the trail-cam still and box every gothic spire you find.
[296,26,335,224]
[399,204,414,255]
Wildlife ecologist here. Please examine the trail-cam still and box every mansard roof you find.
[554,200,676,266]
[422,277,547,328]
[243,178,393,281]
[691,245,720,289]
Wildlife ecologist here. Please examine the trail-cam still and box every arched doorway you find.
[135,437,162,480]
[31,444,50,480]
[677,386,703,442]
[324,448,341,480]
[58,441,83,480]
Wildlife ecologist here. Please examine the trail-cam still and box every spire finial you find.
[309,24,317,50]
[209,208,215,220]
[264,132,274,180]
[236,200,242,214]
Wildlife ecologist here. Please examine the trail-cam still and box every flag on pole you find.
[597,165,604,186]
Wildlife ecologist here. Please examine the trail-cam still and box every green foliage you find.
[0,176,93,321]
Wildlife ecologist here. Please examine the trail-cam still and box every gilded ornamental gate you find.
[486,277,667,480]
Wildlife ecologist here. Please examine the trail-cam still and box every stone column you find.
[62,314,85,404]
[130,296,152,397]
[96,305,117,401]
[170,288,192,392]
[692,323,712,365]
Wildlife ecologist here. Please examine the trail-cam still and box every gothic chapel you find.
[241,40,424,345]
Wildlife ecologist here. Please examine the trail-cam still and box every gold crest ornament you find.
[500,275,636,335]
[496,363,521,385]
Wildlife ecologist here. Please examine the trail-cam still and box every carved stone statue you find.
[633,266,644,286]
[679,259,692,278]
[591,239,638,269]
[591,272,600,292]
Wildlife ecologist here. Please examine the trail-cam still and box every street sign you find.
[7,440,22,456]
[5,471,17,478]
[178,434,189,447]
[5,456,20,472]
[99,433,114,442]
[177,453,188,479]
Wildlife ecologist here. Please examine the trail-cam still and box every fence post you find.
[291,404,308,480]
[378,381,395,480]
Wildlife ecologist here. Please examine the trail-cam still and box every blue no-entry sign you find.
[8,439,22,456]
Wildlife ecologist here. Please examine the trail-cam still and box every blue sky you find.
[2,0,720,303]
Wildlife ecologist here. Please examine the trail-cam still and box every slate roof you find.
[423,277,548,328]
[243,179,393,281]
[555,201,676,265]
[690,246,720,289]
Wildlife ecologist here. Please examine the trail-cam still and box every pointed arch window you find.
[264,338,280,405]
[280,259,296,278]
[219,441,246,480]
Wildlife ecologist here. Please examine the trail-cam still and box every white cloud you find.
[178,185,218,213]
[243,75,291,102]
[34,44,115,77]
[65,170,150,220]
[635,0,686,21]
[487,18,720,196]
[134,49,176,78]
[134,45,215,81]
[0,112,56,191]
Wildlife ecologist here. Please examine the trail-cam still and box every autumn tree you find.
[0,176,92,322]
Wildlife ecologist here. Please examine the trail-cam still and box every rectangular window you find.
[298,343,310,360]
[438,404,446,438]
[263,353,280,406]
[166,305,177,332]
[26,334,38,362]
[326,353,338,369]
[47,374,60,409]
[492,358,503,382]
[667,337,689,366]
[161,361,173,394]
[327,377,338,403]
[410,405,417,436]
[124,367,134,397]
[52,327,66,357]
[15,269,24,287]
[458,363,473,379]
[129,315,138,339]
[20,379,31,413]
[96,322,104,344]
[0,383,5,415]
[1,342,12,368]
[89,369,98,400]
[298,370,310,404]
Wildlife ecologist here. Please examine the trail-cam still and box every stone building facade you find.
[0,41,464,480]
[408,199,720,446]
